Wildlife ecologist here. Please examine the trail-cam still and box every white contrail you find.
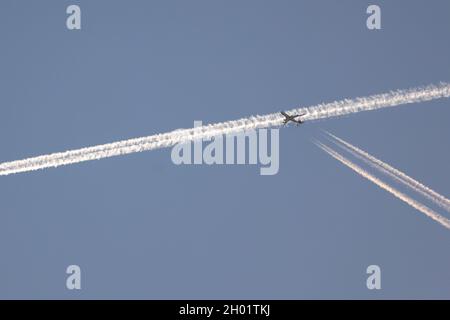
[314,141,450,230]
[325,132,450,212]
[1,83,450,176]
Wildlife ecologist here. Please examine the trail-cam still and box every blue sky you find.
[0,0,449,298]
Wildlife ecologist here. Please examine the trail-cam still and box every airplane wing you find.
[280,111,289,117]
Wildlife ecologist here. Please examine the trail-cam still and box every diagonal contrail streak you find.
[1,83,450,176]
[314,141,450,230]
[324,132,450,212]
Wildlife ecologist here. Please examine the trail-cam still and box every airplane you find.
[280,111,306,126]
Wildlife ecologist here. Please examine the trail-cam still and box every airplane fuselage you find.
[281,111,305,125]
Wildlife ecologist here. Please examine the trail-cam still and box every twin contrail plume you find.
[325,132,450,213]
[1,82,450,176]
[314,141,450,230]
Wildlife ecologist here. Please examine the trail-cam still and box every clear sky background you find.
[0,0,449,299]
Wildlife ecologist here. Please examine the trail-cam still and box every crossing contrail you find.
[315,141,450,230]
[324,132,450,212]
[1,82,450,176]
